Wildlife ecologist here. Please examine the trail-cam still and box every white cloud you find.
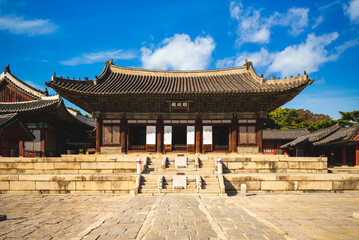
[270,8,309,36]
[344,0,359,23]
[0,15,57,35]
[229,1,308,45]
[60,50,136,66]
[216,32,359,77]
[312,16,324,29]
[141,34,215,70]
[268,32,339,77]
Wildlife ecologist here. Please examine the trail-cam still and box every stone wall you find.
[0,155,137,174]
[0,174,135,194]
[221,155,327,173]
[224,173,359,193]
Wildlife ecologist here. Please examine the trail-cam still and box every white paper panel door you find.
[146,126,156,144]
[187,126,195,145]
[164,126,172,145]
[203,126,212,145]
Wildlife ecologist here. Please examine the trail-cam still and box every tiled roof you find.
[0,96,62,114]
[281,123,359,148]
[67,108,96,128]
[0,113,19,131]
[46,60,314,95]
[313,125,359,146]
[263,128,310,140]
[0,65,46,99]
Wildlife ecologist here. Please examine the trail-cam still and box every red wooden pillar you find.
[356,143,359,166]
[19,141,24,157]
[156,116,164,153]
[342,146,347,166]
[195,116,202,153]
[256,118,263,153]
[231,116,238,153]
[40,128,45,157]
[120,115,127,154]
[96,118,102,153]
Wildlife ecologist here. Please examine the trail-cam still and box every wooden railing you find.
[129,145,146,151]
[172,144,187,151]
[214,145,229,151]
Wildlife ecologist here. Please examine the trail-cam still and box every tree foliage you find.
[67,107,93,119]
[264,108,358,132]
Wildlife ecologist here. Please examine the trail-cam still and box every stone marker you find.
[241,184,247,196]
[173,176,187,189]
[217,158,223,174]
[0,215,6,221]
[136,158,141,174]
[175,156,187,168]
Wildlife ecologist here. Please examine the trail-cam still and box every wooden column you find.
[231,116,238,153]
[120,115,127,154]
[256,118,263,153]
[40,128,45,157]
[342,146,347,166]
[356,143,359,166]
[195,117,202,153]
[96,118,102,153]
[156,116,164,153]
[19,141,24,157]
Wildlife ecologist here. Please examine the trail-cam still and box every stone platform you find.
[0,154,358,194]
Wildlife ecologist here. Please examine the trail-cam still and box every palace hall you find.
[46,59,313,154]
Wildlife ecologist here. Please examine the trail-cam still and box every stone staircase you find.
[138,155,221,194]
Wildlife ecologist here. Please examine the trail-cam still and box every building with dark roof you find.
[0,65,95,157]
[46,59,314,154]
[262,128,310,155]
[282,123,359,166]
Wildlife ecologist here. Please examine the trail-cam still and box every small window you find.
[103,125,120,145]
[265,147,272,153]
[24,129,41,151]
[238,125,257,144]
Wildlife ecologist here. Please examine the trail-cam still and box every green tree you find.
[264,108,303,129]
[338,111,359,124]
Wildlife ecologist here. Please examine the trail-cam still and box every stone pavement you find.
[0,194,358,240]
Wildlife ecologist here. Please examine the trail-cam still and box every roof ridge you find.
[1,65,45,99]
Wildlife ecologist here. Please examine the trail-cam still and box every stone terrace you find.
[0,153,359,194]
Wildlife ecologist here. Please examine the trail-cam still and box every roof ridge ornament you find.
[4,64,10,74]
[105,59,114,66]
[244,59,252,70]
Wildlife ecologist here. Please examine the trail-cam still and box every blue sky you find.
[0,0,358,119]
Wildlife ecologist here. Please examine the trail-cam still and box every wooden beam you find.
[356,143,359,166]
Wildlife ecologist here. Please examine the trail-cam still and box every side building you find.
[46,60,314,154]
[0,65,95,157]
